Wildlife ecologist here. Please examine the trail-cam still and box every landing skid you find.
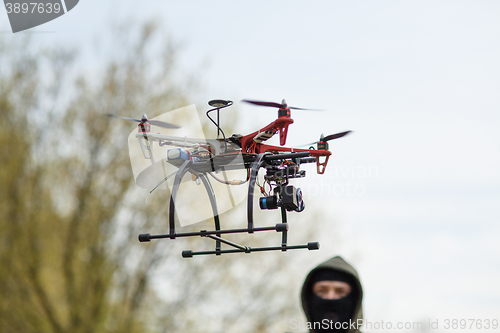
[138,153,320,257]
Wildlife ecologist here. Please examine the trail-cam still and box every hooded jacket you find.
[301,256,363,333]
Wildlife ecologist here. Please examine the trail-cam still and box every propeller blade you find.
[105,113,180,129]
[242,99,285,108]
[296,131,352,147]
[296,140,319,147]
[322,131,352,142]
[289,106,324,111]
[105,113,141,123]
[242,99,322,111]
[148,119,180,129]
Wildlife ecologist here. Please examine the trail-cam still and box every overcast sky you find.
[2,1,500,331]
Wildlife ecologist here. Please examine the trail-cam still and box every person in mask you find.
[301,256,363,333]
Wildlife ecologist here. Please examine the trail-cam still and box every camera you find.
[259,185,305,212]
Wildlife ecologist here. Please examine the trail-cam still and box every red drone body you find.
[239,104,336,174]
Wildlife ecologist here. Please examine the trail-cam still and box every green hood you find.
[300,256,363,333]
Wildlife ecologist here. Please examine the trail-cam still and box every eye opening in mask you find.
[312,280,352,300]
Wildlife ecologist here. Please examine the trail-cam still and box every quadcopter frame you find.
[107,99,351,257]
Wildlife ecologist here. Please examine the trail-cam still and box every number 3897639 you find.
[5,2,62,14]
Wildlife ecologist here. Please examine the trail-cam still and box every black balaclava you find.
[308,269,358,332]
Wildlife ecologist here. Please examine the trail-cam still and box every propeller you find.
[321,131,352,142]
[242,99,321,111]
[302,131,352,146]
[105,113,180,129]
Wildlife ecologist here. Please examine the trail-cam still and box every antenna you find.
[206,99,233,152]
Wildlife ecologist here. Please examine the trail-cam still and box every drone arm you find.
[139,133,217,154]
[278,122,290,146]
[136,136,153,160]
[256,144,332,174]
[316,155,330,174]
[240,118,294,153]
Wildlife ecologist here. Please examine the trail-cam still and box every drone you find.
[106,99,351,258]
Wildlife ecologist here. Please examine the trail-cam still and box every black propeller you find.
[321,131,352,142]
[242,99,321,111]
[302,131,352,146]
[105,113,180,129]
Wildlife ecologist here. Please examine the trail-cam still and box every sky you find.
[2,1,500,332]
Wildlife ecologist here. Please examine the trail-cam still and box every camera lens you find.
[295,188,305,212]
[259,196,278,210]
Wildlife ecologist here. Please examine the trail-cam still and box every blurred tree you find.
[0,22,330,333]
[0,22,191,333]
